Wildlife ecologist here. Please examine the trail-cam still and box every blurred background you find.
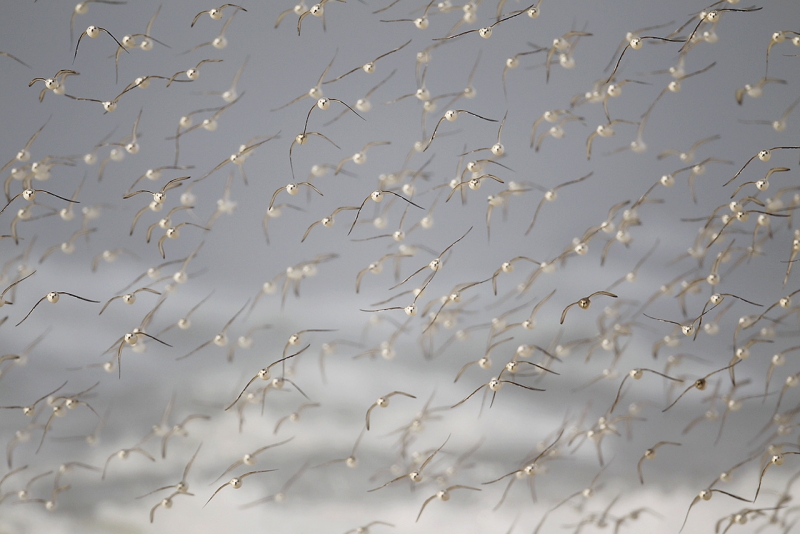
[1,0,799,532]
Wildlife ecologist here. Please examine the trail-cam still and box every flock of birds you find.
[0,0,799,532]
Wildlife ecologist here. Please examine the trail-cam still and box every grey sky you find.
[1,0,800,532]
